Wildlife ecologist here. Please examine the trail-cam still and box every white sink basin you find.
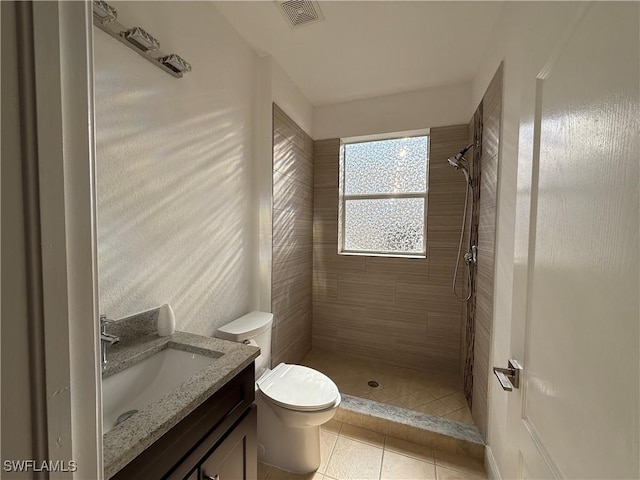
[102,348,217,432]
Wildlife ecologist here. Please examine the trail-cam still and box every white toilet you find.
[216,311,341,474]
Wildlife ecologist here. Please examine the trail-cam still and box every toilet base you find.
[256,394,321,474]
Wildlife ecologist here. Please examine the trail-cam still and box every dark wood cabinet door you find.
[184,469,199,480]
[200,406,257,480]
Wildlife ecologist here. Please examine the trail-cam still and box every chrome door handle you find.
[494,369,514,391]
[493,359,523,391]
[204,475,219,480]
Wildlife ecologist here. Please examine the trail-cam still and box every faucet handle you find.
[100,314,113,326]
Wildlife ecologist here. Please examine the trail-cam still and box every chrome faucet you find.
[100,314,120,366]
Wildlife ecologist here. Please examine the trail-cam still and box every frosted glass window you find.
[339,134,429,257]
[344,199,425,254]
[344,137,428,195]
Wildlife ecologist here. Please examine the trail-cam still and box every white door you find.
[500,3,639,479]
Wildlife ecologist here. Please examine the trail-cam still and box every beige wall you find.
[95,1,258,335]
[312,127,470,372]
[271,60,313,137]
[313,84,472,140]
[271,105,314,365]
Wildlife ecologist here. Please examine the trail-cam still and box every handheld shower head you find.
[448,157,461,169]
[447,144,474,185]
[447,144,474,168]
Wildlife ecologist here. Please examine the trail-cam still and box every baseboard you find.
[485,445,503,480]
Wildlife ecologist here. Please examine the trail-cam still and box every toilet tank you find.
[215,311,273,378]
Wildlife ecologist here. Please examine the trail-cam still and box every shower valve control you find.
[464,245,478,265]
[493,359,523,391]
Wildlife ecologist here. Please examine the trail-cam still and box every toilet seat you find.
[257,363,339,412]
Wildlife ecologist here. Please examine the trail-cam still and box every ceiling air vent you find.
[276,0,324,29]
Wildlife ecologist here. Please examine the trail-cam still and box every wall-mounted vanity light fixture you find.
[124,27,161,51]
[92,0,117,24]
[92,0,192,79]
[159,54,192,74]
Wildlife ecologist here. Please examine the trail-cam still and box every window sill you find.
[338,251,426,259]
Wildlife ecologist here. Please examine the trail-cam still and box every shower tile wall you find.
[312,126,470,373]
[472,64,503,437]
[271,104,314,365]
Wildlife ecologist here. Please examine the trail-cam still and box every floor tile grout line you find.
[378,448,386,480]
[381,436,438,466]
[321,427,341,476]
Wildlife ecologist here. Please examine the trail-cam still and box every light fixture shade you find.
[124,27,160,51]
[159,54,192,74]
[92,0,117,24]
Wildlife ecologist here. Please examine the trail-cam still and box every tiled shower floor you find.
[302,349,475,426]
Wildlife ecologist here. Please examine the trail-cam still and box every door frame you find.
[8,1,103,477]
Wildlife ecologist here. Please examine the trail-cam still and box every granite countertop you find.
[102,331,259,479]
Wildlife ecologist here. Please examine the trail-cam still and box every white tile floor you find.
[259,419,488,480]
[302,349,475,425]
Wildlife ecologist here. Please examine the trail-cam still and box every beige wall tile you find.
[335,329,396,361]
[468,63,502,439]
[427,312,462,343]
[365,256,429,277]
[272,104,314,365]
[313,270,338,301]
[312,126,470,373]
[365,307,427,341]
[337,272,397,306]
[273,172,313,213]
[313,244,367,273]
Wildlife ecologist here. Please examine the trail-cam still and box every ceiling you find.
[214,1,504,106]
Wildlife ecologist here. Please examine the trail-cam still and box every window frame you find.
[338,132,430,258]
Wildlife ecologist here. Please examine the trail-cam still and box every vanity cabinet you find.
[200,407,256,480]
[111,363,256,480]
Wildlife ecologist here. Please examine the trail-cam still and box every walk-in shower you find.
[448,144,477,302]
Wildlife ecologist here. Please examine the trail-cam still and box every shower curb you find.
[336,394,485,461]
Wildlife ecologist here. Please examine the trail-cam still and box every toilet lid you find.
[257,363,339,412]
